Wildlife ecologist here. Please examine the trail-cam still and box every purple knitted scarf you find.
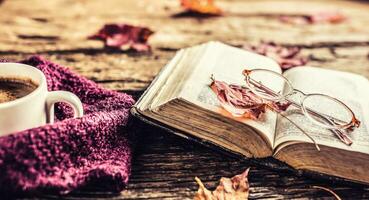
[0,56,135,195]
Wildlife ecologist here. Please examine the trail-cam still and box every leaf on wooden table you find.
[88,24,154,52]
[279,11,346,25]
[210,78,266,119]
[180,0,222,16]
[194,168,250,200]
[243,41,308,70]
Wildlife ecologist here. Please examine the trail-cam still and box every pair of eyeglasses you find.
[242,69,360,144]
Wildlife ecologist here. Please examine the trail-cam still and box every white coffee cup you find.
[0,63,84,136]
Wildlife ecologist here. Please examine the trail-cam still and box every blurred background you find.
[0,0,368,94]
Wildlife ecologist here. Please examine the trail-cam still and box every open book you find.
[132,42,369,184]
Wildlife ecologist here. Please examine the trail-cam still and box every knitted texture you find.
[0,56,135,195]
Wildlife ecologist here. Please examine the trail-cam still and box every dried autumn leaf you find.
[243,42,308,70]
[279,11,346,25]
[309,11,346,23]
[209,77,322,147]
[210,77,291,119]
[270,101,292,113]
[180,0,222,16]
[88,24,154,52]
[210,78,266,119]
[194,168,250,200]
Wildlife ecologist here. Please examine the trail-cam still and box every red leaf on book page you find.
[210,78,266,119]
[88,24,154,52]
[194,168,250,200]
[243,42,308,70]
[270,101,292,112]
[280,11,346,25]
[180,0,222,16]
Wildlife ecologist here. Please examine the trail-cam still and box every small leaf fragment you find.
[194,177,214,200]
[180,0,222,16]
[194,168,250,200]
[243,41,308,70]
[88,24,154,52]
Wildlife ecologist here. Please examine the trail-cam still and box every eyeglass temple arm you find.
[298,106,353,145]
[276,110,320,151]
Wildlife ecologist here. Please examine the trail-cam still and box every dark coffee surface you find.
[0,77,38,103]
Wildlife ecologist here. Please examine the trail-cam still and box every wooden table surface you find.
[1,0,369,199]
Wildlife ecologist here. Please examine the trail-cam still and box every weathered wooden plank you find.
[1,0,368,90]
[1,45,368,91]
[0,0,369,51]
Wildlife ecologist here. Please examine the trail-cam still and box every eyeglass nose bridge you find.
[286,89,308,104]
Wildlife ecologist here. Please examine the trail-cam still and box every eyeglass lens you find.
[246,70,293,101]
[302,94,353,129]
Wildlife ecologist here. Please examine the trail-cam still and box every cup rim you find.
[0,63,46,109]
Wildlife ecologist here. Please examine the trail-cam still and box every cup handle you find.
[46,91,84,123]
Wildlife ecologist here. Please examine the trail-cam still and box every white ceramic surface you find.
[0,63,83,136]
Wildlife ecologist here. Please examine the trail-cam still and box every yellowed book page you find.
[179,42,282,147]
[275,66,369,154]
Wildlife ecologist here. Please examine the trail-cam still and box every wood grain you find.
[0,0,368,199]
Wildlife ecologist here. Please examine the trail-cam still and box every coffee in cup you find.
[0,77,38,103]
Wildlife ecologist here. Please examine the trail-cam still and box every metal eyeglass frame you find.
[242,69,361,131]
